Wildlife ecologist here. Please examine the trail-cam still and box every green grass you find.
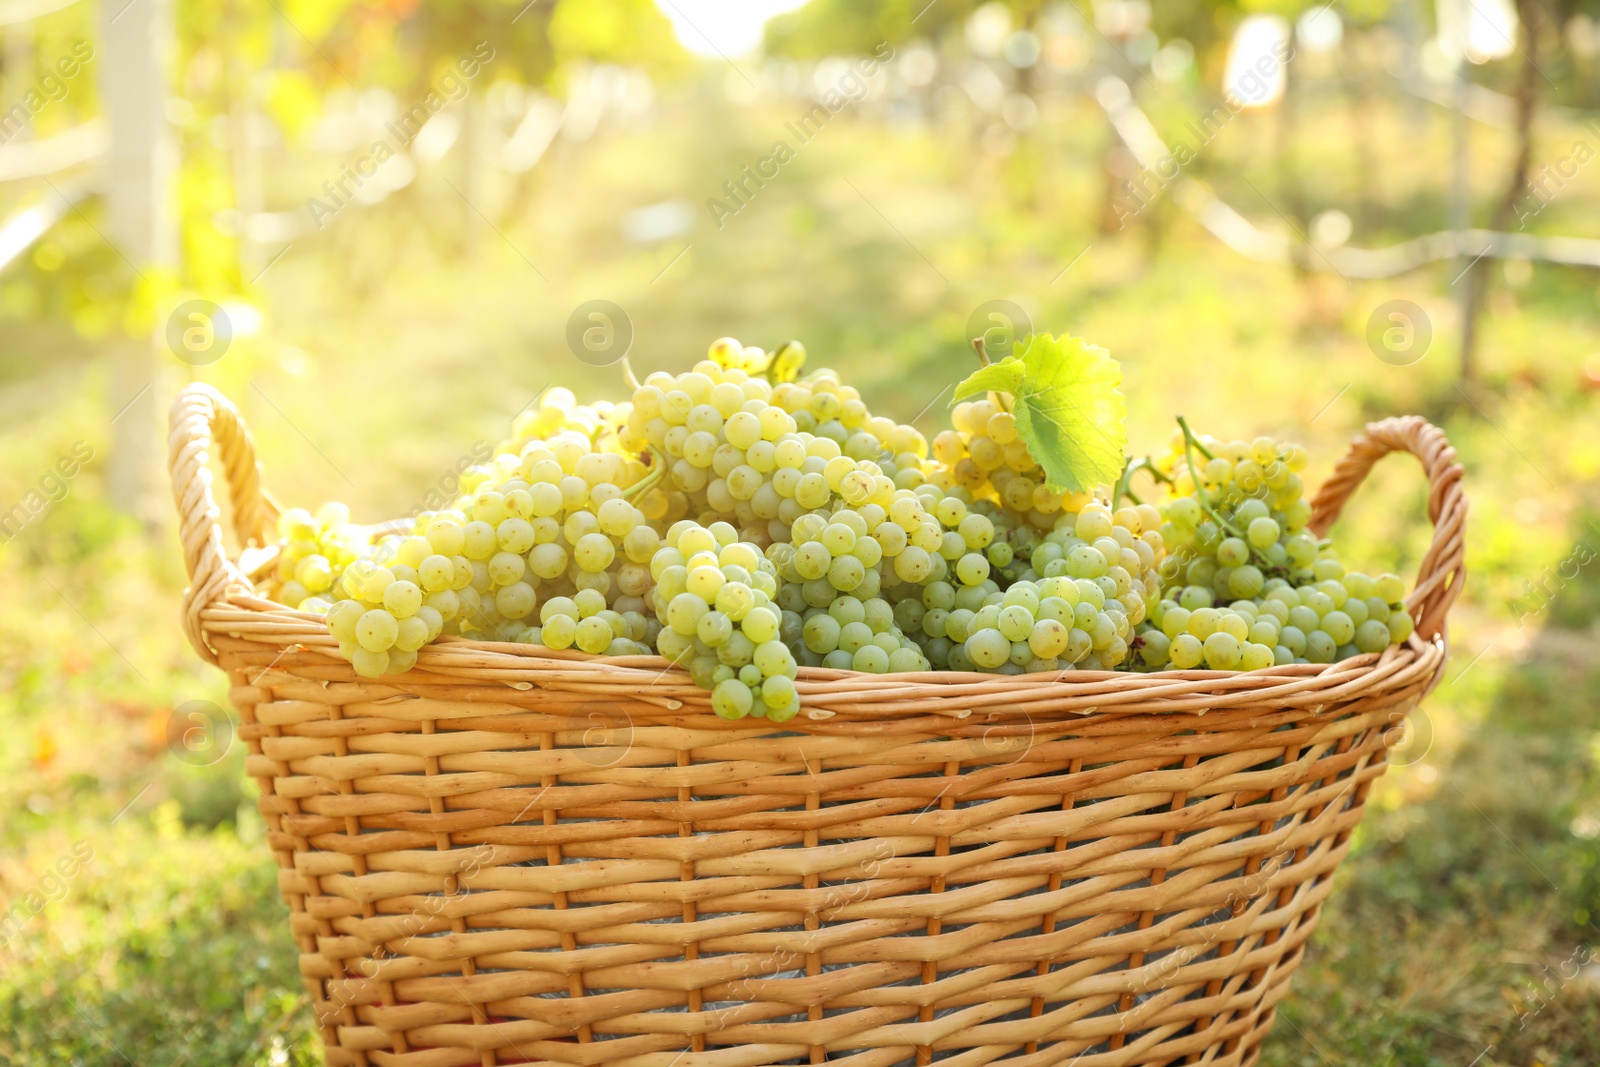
[2,74,1599,1064]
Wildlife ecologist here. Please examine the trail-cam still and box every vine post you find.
[101,0,179,520]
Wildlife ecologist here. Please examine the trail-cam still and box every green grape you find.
[576,617,614,655]
[835,620,871,654]
[462,521,497,560]
[326,599,363,642]
[351,647,391,678]
[1279,625,1307,656]
[1321,610,1355,645]
[742,606,780,643]
[1300,589,1335,617]
[291,352,1422,714]
[424,589,460,622]
[753,639,794,677]
[1354,619,1391,654]
[1240,642,1274,671]
[1387,610,1415,643]
[827,554,865,592]
[762,674,797,708]
[1343,572,1375,600]
[1246,619,1280,647]
[712,679,754,720]
[1160,607,1191,640]
[495,582,536,620]
[426,519,466,556]
[418,554,454,592]
[1169,633,1203,668]
[1229,566,1264,598]
[296,555,334,594]
[718,630,755,667]
[1029,619,1070,658]
[393,615,429,652]
[852,645,890,673]
[1216,613,1249,642]
[1246,517,1280,549]
[359,566,396,603]
[821,523,857,555]
[997,605,1033,642]
[1374,573,1406,604]
[356,610,399,653]
[697,610,733,647]
[1216,538,1249,567]
[667,592,709,635]
[1287,605,1320,632]
[966,628,1011,669]
[1201,632,1242,669]
[1187,608,1220,640]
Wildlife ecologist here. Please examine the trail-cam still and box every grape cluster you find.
[648,520,801,720]
[264,338,1414,709]
[1127,428,1414,670]
[265,502,370,613]
[932,397,1091,528]
[313,388,662,677]
[947,500,1166,672]
[1138,569,1414,671]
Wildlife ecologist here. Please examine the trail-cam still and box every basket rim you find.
[202,589,1445,727]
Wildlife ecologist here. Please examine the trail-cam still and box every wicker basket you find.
[169,383,1466,1067]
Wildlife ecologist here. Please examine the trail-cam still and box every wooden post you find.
[100,0,177,519]
[5,19,36,130]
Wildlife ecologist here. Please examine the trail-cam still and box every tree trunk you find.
[1347,33,1379,233]
[1277,27,1307,278]
[1459,0,1542,382]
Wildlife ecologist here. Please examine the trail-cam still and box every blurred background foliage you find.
[1,0,1599,1063]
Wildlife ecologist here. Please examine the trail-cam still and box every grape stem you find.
[1177,416,1216,460]
[1175,416,1245,538]
[618,356,641,391]
[1175,416,1285,572]
[621,444,668,501]
[1113,456,1171,508]
[763,341,796,385]
[971,337,1014,414]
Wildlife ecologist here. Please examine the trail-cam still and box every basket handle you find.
[1308,415,1467,642]
[168,383,281,664]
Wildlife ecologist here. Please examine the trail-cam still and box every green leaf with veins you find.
[951,333,1126,494]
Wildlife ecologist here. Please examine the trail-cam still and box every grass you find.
[2,70,1598,1065]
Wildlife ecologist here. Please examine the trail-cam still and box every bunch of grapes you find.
[931,397,1092,530]
[265,502,370,613]
[1126,426,1414,670]
[323,540,446,678]
[312,387,662,677]
[928,499,1167,673]
[1137,570,1414,671]
[647,520,802,720]
[625,340,932,548]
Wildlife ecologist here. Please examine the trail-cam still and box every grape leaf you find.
[951,334,1126,494]
[950,358,1025,401]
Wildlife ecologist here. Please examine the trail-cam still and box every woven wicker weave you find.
[169,383,1466,1067]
